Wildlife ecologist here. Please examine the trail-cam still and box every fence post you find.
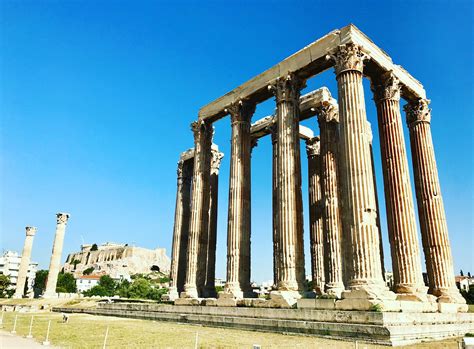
[42,320,51,346]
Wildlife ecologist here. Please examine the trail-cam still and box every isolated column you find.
[182,120,213,299]
[329,44,385,294]
[44,213,70,298]
[224,101,255,298]
[372,73,427,300]
[316,103,345,297]
[306,137,325,294]
[169,158,193,300]
[271,74,305,292]
[14,227,37,298]
[204,149,224,298]
[405,99,464,303]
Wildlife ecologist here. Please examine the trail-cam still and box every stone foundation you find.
[54,303,474,346]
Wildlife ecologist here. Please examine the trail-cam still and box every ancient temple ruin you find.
[168,24,467,313]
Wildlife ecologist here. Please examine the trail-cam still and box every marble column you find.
[14,227,37,299]
[268,124,280,288]
[405,99,464,304]
[366,122,386,282]
[204,149,224,298]
[306,137,325,295]
[372,73,427,300]
[169,158,193,300]
[44,213,70,298]
[329,44,387,297]
[224,100,255,298]
[271,74,305,292]
[316,103,345,297]
[182,120,213,299]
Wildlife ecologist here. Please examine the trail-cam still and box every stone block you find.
[202,298,217,306]
[438,302,469,313]
[216,298,238,307]
[296,299,315,309]
[174,298,201,306]
[314,299,336,310]
[399,300,437,313]
[266,291,300,308]
[252,299,268,307]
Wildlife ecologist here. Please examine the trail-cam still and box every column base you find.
[41,291,58,299]
[325,283,345,299]
[336,286,400,311]
[12,294,23,299]
[434,288,467,304]
[163,287,179,302]
[179,287,198,299]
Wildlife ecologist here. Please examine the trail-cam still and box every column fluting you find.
[224,101,255,298]
[372,73,427,299]
[316,103,345,297]
[44,213,70,298]
[306,137,325,294]
[169,157,193,300]
[14,227,37,299]
[329,44,386,294]
[268,124,280,288]
[204,149,224,298]
[405,99,464,304]
[271,74,305,292]
[182,120,213,299]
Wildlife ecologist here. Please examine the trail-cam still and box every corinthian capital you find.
[371,71,401,102]
[268,73,305,105]
[327,44,368,75]
[210,150,224,175]
[305,137,320,157]
[225,100,256,125]
[315,102,339,124]
[191,119,214,143]
[404,99,431,127]
[56,212,70,225]
[25,226,37,237]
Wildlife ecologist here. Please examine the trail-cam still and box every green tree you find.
[0,274,12,298]
[56,272,77,293]
[82,275,116,297]
[72,259,81,270]
[83,267,94,275]
[116,279,130,298]
[90,244,98,251]
[127,278,151,299]
[34,270,48,295]
[83,285,108,297]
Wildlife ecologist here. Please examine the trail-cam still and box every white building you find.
[75,274,101,293]
[0,250,38,297]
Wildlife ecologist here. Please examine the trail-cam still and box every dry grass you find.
[0,311,463,348]
[468,304,474,313]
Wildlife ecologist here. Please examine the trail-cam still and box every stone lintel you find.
[198,24,425,121]
[250,87,334,140]
[180,144,220,162]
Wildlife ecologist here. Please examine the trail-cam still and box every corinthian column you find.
[267,124,280,288]
[405,99,465,304]
[270,74,305,293]
[203,148,224,298]
[181,120,213,299]
[14,227,37,298]
[316,103,344,297]
[44,213,70,298]
[169,157,193,300]
[223,100,255,298]
[306,137,325,295]
[372,73,427,301]
[328,44,389,300]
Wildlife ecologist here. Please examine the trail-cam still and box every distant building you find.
[385,272,394,290]
[63,242,170,280]
[76,274,101,293]
[455,275,471,292]
[0,250,38,297]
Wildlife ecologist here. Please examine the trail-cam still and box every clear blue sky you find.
[1,1,472,283]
